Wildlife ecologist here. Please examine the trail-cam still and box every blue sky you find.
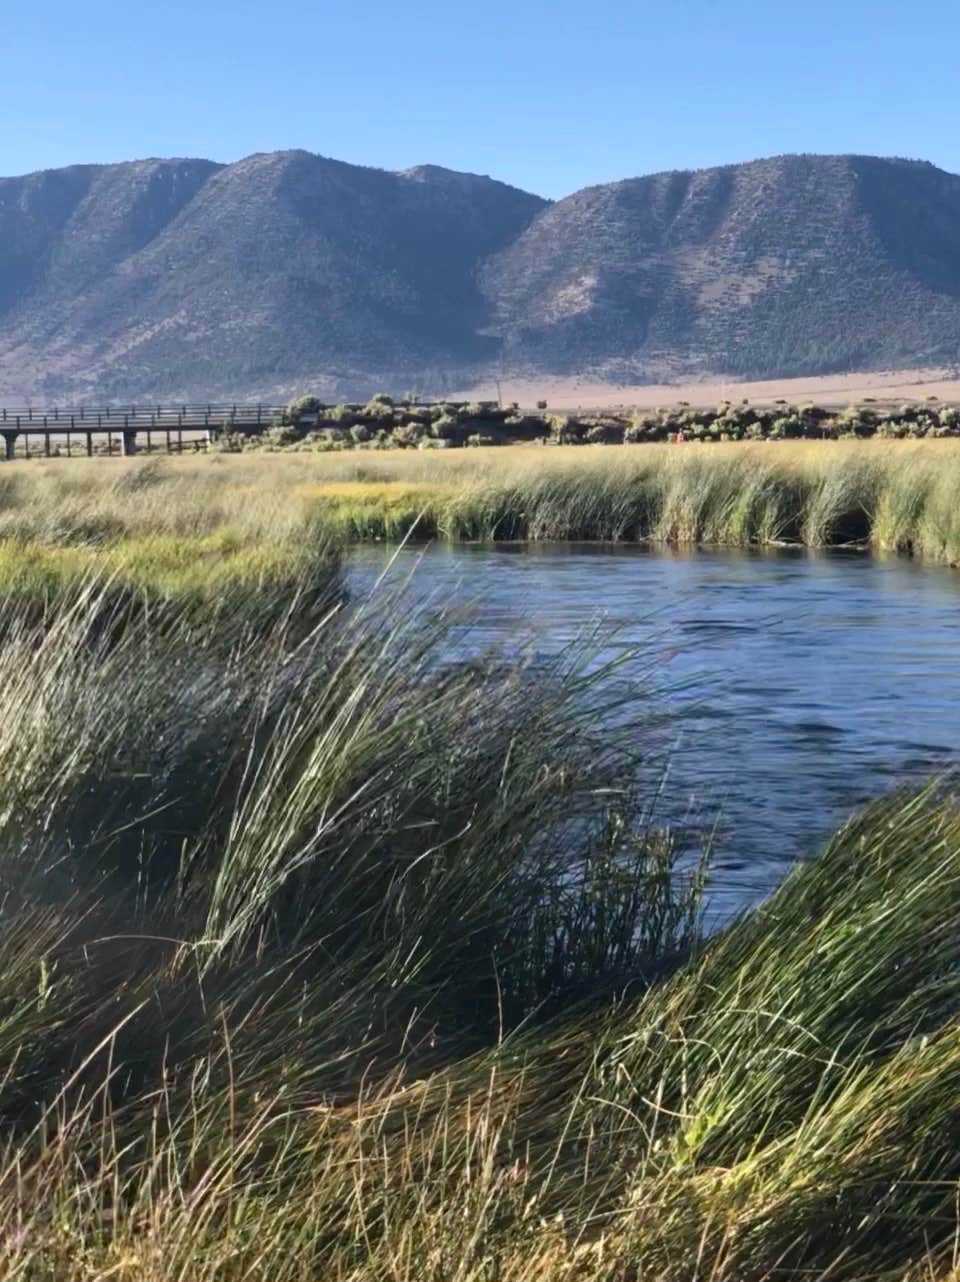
[6,0,959,197]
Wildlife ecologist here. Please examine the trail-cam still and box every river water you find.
[350,544,960,916]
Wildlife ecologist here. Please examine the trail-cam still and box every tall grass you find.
[8,442,960,567]
[0,457,340,612]
[0,567,706,1274]
[0,559,959,1276]
[3,451,960,1275]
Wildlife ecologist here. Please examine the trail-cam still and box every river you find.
[350,544,960,917]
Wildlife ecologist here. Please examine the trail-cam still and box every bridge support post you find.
[1,431,18,461]
[121,429,138,456]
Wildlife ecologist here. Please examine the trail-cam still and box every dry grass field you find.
[455,366,960,410]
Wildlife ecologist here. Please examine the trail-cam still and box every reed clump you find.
[294,440,960,562]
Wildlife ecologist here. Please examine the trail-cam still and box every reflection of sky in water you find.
[350,544,960,919]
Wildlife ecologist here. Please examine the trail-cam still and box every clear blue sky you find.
[6,0,959,197]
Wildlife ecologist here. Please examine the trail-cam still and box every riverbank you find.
[306,440,960,561]
[51,441,960,555]
[1,562,960,1279]
[1,443,960,602]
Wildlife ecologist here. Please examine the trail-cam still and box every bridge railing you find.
[0,404,285,428]
[0,404,289,459]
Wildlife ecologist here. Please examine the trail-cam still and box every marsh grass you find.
[0,567,714,1275]
[329,442,960,560]
[8,442,959,570]
[2,452,960,1276]
[0,574,957,1277]
[0,458,341,618]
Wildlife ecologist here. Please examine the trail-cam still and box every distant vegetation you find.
[214,394,960,453]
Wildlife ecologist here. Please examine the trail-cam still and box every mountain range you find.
[1,149,959,401]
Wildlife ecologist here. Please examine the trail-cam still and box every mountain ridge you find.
[1,150,959,400]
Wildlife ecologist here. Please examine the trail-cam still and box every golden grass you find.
[2,437,960,573]
[8,438,959,500]
[222,437,960,489]
[0,533,316,597]
[270,439,960,557]
[0,457,338,597]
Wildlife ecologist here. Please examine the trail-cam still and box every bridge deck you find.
[0,405,285,458]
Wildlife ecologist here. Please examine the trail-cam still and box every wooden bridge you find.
[0,404,285,459]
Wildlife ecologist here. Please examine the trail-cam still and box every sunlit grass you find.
[289,479,451,540]
[7,441,955,563]
[0,531,324,597]
[1,438,958,558]
[279,439,960,560]
[0,458,339,600]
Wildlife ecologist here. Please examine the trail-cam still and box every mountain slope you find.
[0,151,546,398]
[1,150,959,399]
[481,154,960,382]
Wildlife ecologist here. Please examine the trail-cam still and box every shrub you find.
[585,421,621,445]
[877,420,909,439]
[285,394,324,422]
[299,429,349,451]
[625,413,660,443]
[349,423,372,444]
[264,424,303,448]
[392,422,427,448]
[769,414,803,440]
[400,405,433,424]
[712,415,742,439]
[548,414,586,444]
[209,431,247,453]
[430,413,461,441]
[363,399,397,423]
